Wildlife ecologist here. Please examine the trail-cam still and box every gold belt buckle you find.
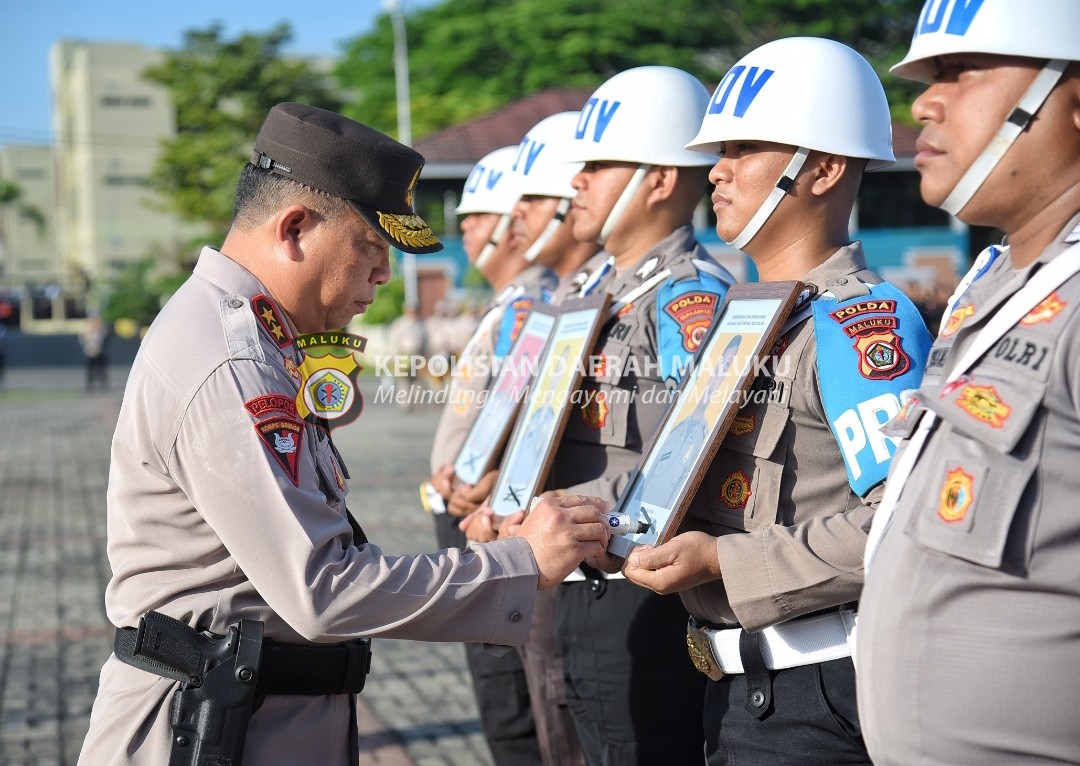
[686,621,724,681]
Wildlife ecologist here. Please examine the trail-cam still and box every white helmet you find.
[509,111,582,261]
[562,66,715,168]
[892,0,1079,216]
[562,66,713,245]
[686,37,893,251]
[511,111,582,199]
[457,146,520,268]
[686,37,894,170]
[456,146,521,216]
[892,0,1079,83]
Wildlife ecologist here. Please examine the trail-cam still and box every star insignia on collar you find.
[635,255,663,281]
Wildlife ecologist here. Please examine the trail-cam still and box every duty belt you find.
[114,618,372,696]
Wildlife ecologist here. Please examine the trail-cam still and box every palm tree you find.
[0,177,46,281]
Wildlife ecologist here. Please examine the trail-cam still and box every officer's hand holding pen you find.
[621,531,723,595]
[517,495,611,590]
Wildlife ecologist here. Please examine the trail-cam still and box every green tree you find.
[338,0,926,139]
[337,0,739,139]
[0,178,46,277]
[142,23,345,241]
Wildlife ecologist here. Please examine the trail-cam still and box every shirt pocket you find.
[694,397,789,532]
[906,375,1045,571]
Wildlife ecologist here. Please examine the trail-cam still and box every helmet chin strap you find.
[726,147,810,251]
[523,197,572,262]
[474,213,513,271]
[941,59,1068,217]
[597,165,651,246]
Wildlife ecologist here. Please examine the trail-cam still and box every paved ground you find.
[0,366,493,765]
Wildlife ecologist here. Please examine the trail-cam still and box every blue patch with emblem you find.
[812,281,933,496]
[657,271,731,384]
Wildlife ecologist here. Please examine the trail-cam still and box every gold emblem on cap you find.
[378,211,439,249]
[404,166,422,208]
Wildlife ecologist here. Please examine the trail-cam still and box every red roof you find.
[414,87,595,165]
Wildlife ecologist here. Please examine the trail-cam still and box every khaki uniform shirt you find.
[681,244,915,632]
[549,225,725,506]
[429,264,558,474]
[80,247,539,766]
[858,216,1080,765]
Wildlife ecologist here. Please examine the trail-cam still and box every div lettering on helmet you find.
[513,138,545,176]
[464,164,504,194]
[708,66,774,119]
[575,98,621,142]
[915,0,984,38]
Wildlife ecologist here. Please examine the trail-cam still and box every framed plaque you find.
[607,281,805,557]
[454,304,558,486]
[489,293,612,515]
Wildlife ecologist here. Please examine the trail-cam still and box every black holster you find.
[115,611,372,766]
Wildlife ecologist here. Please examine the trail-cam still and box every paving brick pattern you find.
[0,368,493,766]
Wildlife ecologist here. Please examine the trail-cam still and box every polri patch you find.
[955,384,1011,428]
[938,468,974,524]
[664,291,718,353]
[255,416,304,487]
[853,328,911,381]
[252,293,291,348]
[719,469,752,510]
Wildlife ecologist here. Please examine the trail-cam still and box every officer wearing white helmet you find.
[503,65,737,765]
[621,39,932,765]
[508,111,604,292]
[857,2,1080,763]
[424,144,560,765]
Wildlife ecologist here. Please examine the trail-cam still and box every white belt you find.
[696,610,857,675]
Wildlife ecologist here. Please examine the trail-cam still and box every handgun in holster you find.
[120,610,264,766]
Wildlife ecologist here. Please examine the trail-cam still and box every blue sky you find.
[0,0,437,148]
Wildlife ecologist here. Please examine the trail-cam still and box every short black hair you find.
[231,164,349,230]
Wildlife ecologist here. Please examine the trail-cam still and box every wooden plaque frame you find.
[454,304,559,486]
[607,281,805,557]
[489,293,612,515]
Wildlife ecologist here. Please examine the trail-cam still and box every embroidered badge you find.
[589,353,608,378]
[255,416,304,487]
[283,358,303,385]
[852,329,911,381]
[581,390,609,430]
[294,333,367,430]
[956,384,1011,428]
[664,292,718,353]
[1020,292,1067,326]
[719,469,752,510]
[829,299,897,324]
[508,297,533,345]
[615,302,634,318]
[940,305,975,338]
[938,468,974,523]
[252,294,291,348]
[731,414,756,437]
[244,394,299,419]
[842,315,898,339]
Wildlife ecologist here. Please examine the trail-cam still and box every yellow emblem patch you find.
[938,468,974,523]
[719,470,752,510]
[956,384,1011,429]
[1021,292,1067,326]
[940,305,975,338]
[731,414,755,437]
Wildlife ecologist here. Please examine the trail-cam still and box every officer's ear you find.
[808,154,863,199]
[644,166,679,206]
[273,204,316,262]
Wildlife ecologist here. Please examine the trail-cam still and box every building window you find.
[100,95,152,108]
[103,175,149,187]
[858,171,950,229]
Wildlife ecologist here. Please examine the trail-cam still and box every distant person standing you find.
[388,304,428,408]
[81,313,109,391]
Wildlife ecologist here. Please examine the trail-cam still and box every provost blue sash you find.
[656,272,731,385]
[812,281,933,496]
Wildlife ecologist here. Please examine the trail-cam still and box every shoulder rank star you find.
[252,293,292,349]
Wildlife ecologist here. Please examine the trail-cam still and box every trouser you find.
[433,512,541,766]
[86,354,107,387]
[703,634,869,766]
[555,577,706,766]
[518,589,585,766]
